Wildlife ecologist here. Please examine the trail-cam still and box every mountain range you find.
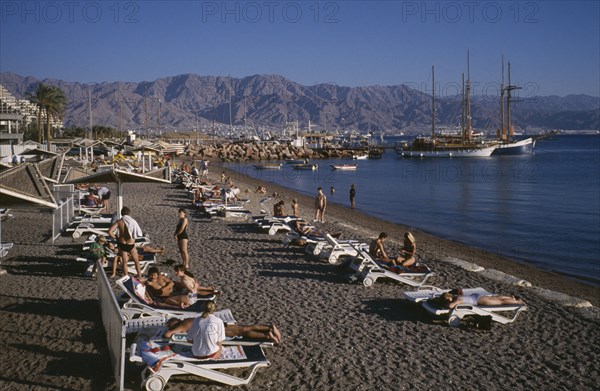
[1,72,598,134]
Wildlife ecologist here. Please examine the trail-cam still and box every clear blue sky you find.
[1,1,599,97]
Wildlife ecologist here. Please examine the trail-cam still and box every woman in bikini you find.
[438,291,526,308]
[174,208,190,269]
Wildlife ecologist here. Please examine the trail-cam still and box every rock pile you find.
[184,142,364,162]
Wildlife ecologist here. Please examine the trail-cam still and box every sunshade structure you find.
[18,148,60,162]
[0,163,59,267]
[0,163,58,209]
[65,168,171,218]
[36,154,66,183]
[129,146,162,173]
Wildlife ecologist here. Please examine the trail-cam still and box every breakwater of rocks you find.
[184,142,381,162]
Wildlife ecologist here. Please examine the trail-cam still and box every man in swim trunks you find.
[108,206,144,279]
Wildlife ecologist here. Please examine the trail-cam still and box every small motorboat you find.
[293,163,318,171]
[285,159,308,165]
[330,164,358,171]
[254,163,283,169]
[352,154,368,160]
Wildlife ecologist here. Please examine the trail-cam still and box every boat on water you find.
[254,163,282,169]
[352,154,368,160]
[398,137,497,157]
[331,164,358,170]
[293,163,318,171]
[491,59,535,155]
[285,159,308,165]
[398,57,497,158]
[492,137,534,155]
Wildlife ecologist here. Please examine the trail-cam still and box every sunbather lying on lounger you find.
[145,266,190,308]
[164,312,283,345]
[173,265,220,297]
[432,290,526,309]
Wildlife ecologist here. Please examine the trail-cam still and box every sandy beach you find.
[1,163,599,390]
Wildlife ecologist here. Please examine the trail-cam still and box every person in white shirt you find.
[186,301,225,358]
[97,186,111,211]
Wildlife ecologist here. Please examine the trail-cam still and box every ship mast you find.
[504,62,522,138]
[465,50,472,143]
[500,55,506,140]
[461,73,465,137]
[431,65,435,138]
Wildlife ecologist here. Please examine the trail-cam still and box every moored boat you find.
[492,137,534,155]
[254,163,282,169]
[285,159,307,165]
[352,154,368,160]
[331,164,358,170]
[293,163,318,170]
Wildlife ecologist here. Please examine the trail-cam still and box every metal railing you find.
[97,262,126,390]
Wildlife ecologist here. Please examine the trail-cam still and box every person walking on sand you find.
[314,187,327,223]
[174,208,190,269]
[291,198,299,217]
[108,206,144,279]
[349,184,356,209]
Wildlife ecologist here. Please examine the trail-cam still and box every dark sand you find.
[1,163,599,390]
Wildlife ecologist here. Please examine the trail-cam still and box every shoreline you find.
[212,162,600,307]
[1,161,599,389]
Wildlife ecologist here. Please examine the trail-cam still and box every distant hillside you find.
[1,72,598,133]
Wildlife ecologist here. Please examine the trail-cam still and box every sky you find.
[1,0,599,97]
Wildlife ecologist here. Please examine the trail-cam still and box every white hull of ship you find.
[399,145,497,158]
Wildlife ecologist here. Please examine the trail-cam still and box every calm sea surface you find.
[225,134,600,285]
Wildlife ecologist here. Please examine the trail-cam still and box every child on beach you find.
[291,198,299,217]
[86,235,112,277]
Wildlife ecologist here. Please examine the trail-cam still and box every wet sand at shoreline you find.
[0,162,598,390]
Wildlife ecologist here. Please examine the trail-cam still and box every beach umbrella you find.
[65,168,171,218]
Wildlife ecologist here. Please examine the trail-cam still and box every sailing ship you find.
[492,58,535,155]
[398,55,497,158]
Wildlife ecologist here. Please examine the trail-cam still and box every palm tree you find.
[43,86,67,149]
[28,83,67,148]
[27,83,51,144]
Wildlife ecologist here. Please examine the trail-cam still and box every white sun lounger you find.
[349,247,435,287]
[116,275,216,321]
[130,338,270,390]
[315,234,367,264]
[403,287,528,327]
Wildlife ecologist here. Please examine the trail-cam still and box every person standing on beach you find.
[349,184,356,209]
[291,198,299,217]
[174,208,190,269]
[108,206,144,279]
[97,186,111,212]
[315,187,327,223]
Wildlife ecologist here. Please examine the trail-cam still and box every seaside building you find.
[0,84,64,158]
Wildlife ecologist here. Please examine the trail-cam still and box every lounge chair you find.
[78,252,157,276]
[316,234,368,264]
[129,337,270,390]
[403,287,528,327]
[65,220,112,239]
[116,275,216,321]
[349,247,435,287]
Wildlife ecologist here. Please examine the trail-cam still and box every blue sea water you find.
[225,134,600,285]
